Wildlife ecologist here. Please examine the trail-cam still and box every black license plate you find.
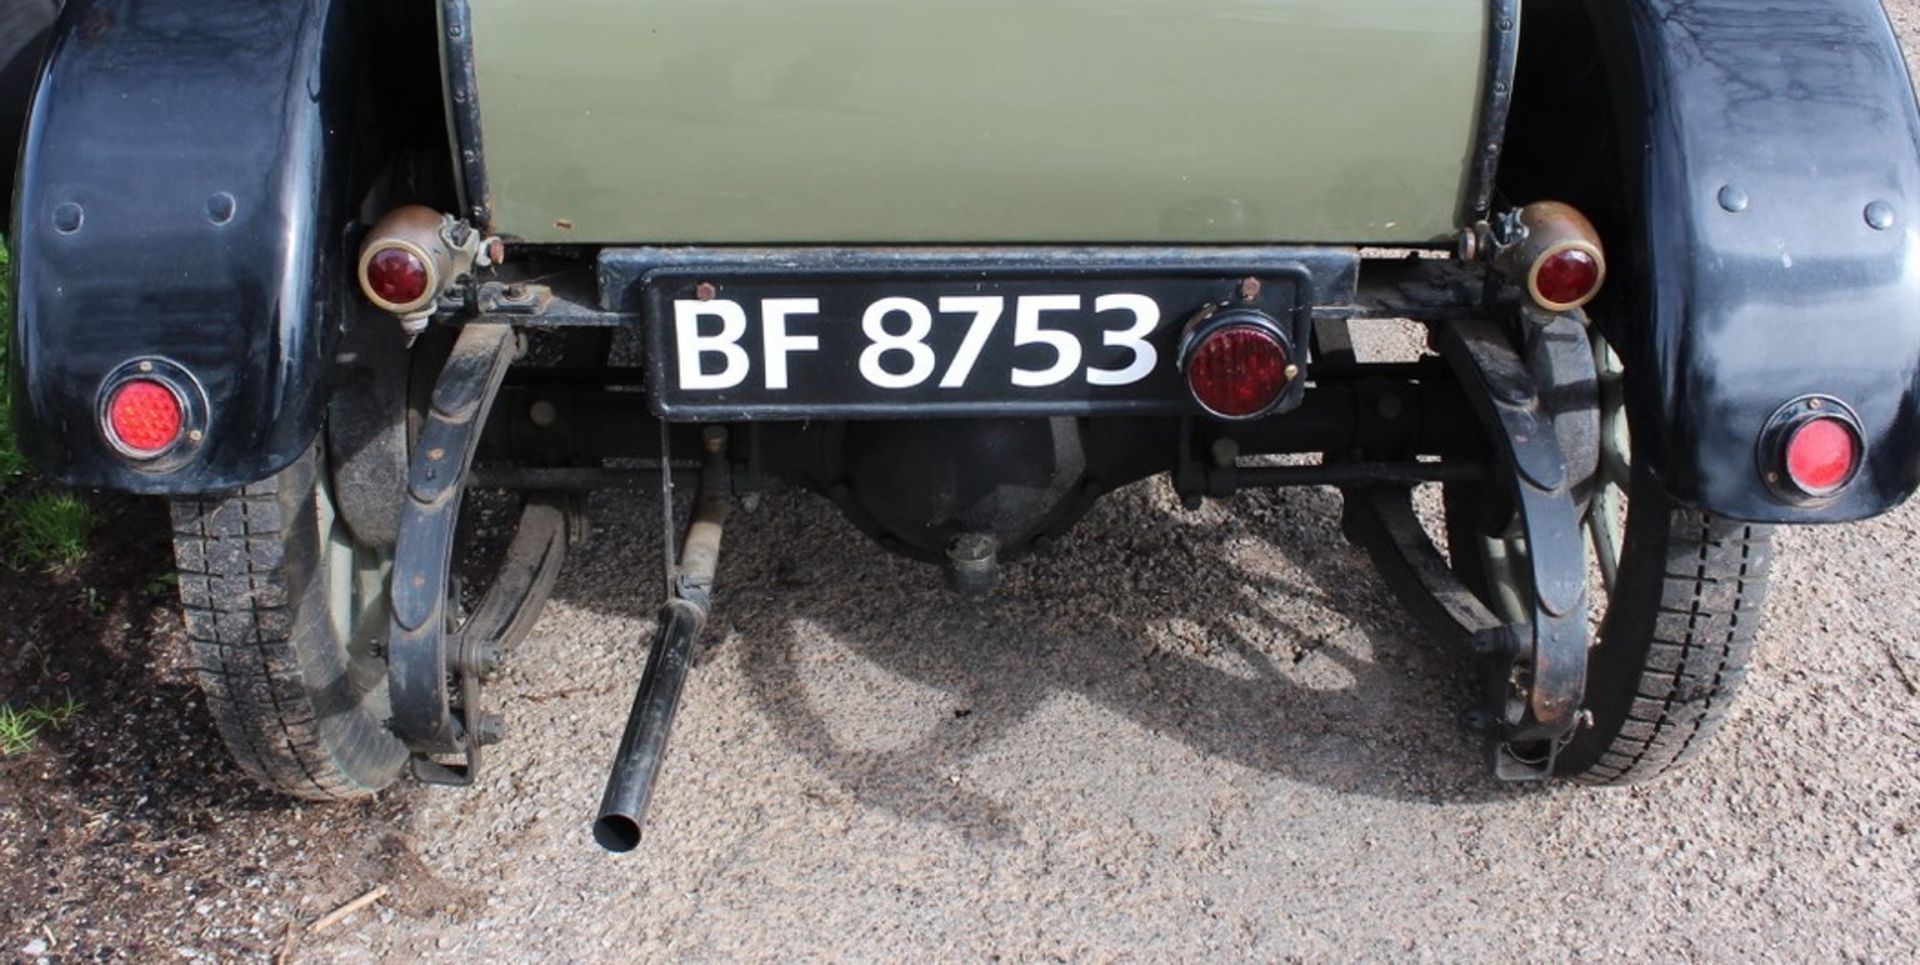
[643,264,1311,419]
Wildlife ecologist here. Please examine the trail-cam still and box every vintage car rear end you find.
[10,0,1920,851]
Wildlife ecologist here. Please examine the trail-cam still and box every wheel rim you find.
[1587,331,1629,598]
[317,478,392,688]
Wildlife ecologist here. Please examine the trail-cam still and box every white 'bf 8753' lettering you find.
[672,295,1163,393]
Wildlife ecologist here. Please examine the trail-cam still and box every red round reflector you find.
[364,246,431,308]
[1186,325,1292,419]
[107,380,185,455]
[1784,417,1859,495]
[1534,247,1602,309]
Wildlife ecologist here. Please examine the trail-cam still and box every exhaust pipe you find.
[593,430,731,853]
[592,598,706,852]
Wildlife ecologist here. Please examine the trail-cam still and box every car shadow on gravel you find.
[554,481,1524,844]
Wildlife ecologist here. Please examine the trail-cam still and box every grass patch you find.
[0,236,95,569]
[4,490,94,570]
[0,693,82,755]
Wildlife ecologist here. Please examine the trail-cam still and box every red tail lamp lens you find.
[107,379,185,455]
[364,246,431,308]
[1534,248,1603,309]
[1186,325,1292,419]
[1784,417,1860,495]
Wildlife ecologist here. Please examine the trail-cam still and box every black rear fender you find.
[9,0,361,493]
[1581,0,1920,522]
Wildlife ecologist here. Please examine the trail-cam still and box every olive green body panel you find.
[464,0,1490,245]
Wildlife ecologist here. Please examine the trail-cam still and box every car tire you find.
[1439,323,1775,785]
[1436,316,1774,786]
[1551,470,1775,784]
[170,445,408,799]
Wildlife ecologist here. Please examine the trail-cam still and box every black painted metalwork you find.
[387,324,573,785]
[440,0,493,230]
[1586,0,1920,522]
[1434,319,1589,746]
[1466,0,1522,220]
[389,324,518,762]
[10,0,359,492]
[1342,316,1593,779]
[594,599,704,853]
[640,263,1315,421]
[1342,486,1512,666]
[598,246,1361,312]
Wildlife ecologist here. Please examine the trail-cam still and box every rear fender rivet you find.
[1866,201,1896,231]
[53,202,84,234]
[206,192,237,225]
[1717,184,1750,213]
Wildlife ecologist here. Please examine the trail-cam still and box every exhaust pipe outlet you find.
[593,598,706,853]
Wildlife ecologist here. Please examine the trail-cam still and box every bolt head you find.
[1210,436,1241,468]
[472,712,506,746]
[472,642,503,675]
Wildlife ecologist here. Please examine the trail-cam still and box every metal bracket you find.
[1341,316,1593,780]
[1433,319,1590,749]
[385,323,575,785]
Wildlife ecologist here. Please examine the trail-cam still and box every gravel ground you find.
[12,5,1920,962]
[312,480,1920,962]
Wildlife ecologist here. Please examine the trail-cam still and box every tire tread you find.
[1567,511,1772,785]
[170,453,393,800]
